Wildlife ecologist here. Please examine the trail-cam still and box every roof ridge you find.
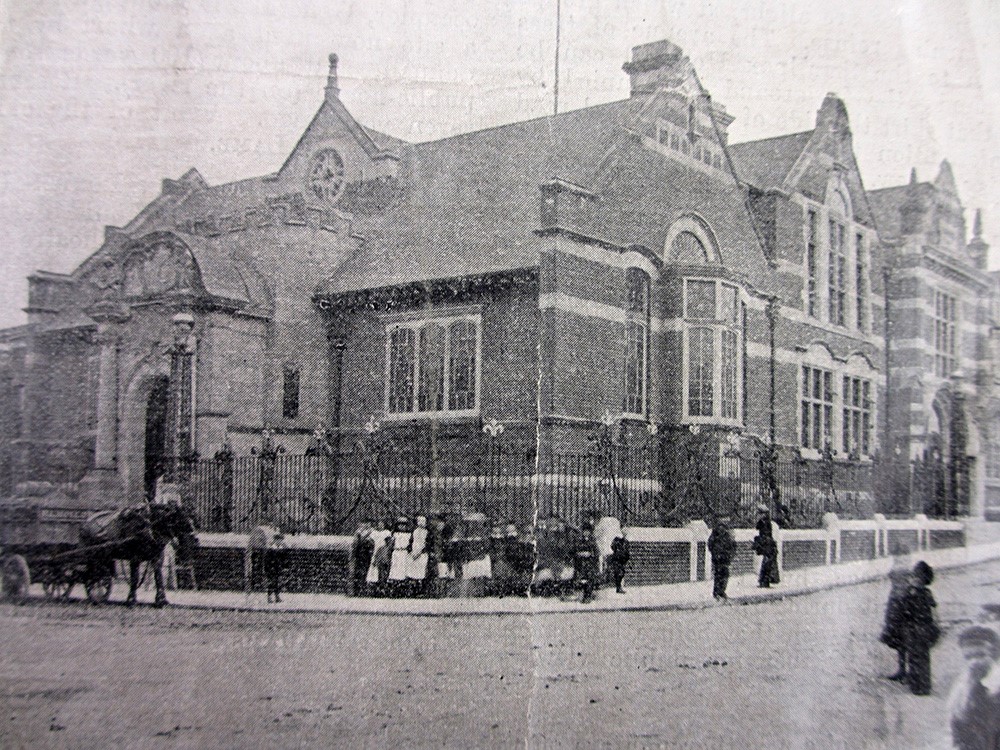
[729,129,813,148]
[413,99,633,148]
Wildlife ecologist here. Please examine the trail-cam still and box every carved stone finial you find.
[325,52,340,100]
[974,208,983,239]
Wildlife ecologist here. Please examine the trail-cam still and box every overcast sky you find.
[0,0,998,329]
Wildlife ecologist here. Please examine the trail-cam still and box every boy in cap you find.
[948,625,1000,750]
[900,560,939,696]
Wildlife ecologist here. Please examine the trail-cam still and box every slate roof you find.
[729,131,812,191]
[321,99,642,295]
[867,182,932,239]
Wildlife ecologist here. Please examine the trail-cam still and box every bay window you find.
[683,278,742,423]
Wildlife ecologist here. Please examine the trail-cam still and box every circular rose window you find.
[308,148,346,204]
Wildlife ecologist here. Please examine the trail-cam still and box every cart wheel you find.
[86,575,113,604]
[1,555,31,603]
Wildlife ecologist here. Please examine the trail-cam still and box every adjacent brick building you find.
[1,39,997,526]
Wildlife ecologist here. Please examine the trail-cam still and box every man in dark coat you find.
[754,505,780,588]
[708,516,737,600]
[574,526,600,604]
[265,533,290,603]
[608,532,630,594]
[351,523,376,597]
[948,625,1000,750]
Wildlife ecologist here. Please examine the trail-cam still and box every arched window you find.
[623,268,651,415]
[670,231,709,263]
[682,278,742,423]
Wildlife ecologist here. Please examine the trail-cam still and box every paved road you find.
[1,561,999,749]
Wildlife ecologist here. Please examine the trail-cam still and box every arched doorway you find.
[144,376,170,501]
[923,390,970,518]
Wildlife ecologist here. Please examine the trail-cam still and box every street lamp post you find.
[165,312,196,488]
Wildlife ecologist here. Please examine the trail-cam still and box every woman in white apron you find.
[388,517,412,594]
[407,516,429,592]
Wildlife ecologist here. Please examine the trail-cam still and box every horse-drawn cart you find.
[0,482,199,606]
[0,483,118,603]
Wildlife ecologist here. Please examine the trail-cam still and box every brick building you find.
[1,40,997,526]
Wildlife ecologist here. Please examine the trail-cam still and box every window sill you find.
[382,410,481,424]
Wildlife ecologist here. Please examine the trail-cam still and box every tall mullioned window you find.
[806,210,819,318]
[842,376,872,457]
[855,233,868,332]
[801,365,833,450]
[828,220,846,326]
[623,268,650,416]
[933,291,957,377]
[282,365,300,419]
[387,314,480,416]
[683,279,741,423]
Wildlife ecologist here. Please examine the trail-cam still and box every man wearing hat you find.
[948,625,1000,749]
[708,516,736,600]
[753,504,779,588]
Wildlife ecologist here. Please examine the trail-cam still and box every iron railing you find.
[182,437,883,534]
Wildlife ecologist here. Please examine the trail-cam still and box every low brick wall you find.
[840,529,877,562]
[929,528,965,550]
[782,539,827,570]
[627,541,690,585]
[183,533,352,594]
[181,514,972,596]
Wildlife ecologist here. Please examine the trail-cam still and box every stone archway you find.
[927,388,970,517]
[119,363,170,503]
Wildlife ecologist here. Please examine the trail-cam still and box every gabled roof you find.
[729,131,813,191]
[321,99,641,295]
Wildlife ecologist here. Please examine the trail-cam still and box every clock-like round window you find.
[308,148,346,204]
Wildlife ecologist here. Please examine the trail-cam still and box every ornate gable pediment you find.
[116,233,200,300]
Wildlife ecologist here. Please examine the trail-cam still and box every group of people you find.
[350,514,536,598]
[879,552,1000,749]
[707,504,780,601]
[531,517,630,603]
[349,514,634,602]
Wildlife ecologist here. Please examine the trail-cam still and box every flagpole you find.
[554,0,561,115]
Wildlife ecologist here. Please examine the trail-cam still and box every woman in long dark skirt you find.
[880,550,912,681]
[901,561,940,696]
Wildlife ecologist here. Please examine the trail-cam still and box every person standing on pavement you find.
[948,625,1000,750]
[708,516,736,600]
[407,516,429,595]
[900,560,940,696]
[351,522,376,597]
[879,545,912,682]
[608,531,630,594]
[388,516,412,596]
[265,533,289,604]
[753,504,780,588]
[574,524,601,604]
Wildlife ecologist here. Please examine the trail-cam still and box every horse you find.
[79,501,199,607]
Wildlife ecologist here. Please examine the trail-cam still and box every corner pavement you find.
[41,540,1000,616]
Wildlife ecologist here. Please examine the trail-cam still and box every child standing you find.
[900,560,940,696]
[879,548,912,682]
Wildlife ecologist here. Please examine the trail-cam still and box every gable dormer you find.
[624,40,735,179]
[930,160,967,257]
[273,54,406,213]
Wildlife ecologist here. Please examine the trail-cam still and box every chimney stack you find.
[622,40,685,97]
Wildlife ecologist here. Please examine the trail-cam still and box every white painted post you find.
[687,520,710,582]
[823,513,841,564]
